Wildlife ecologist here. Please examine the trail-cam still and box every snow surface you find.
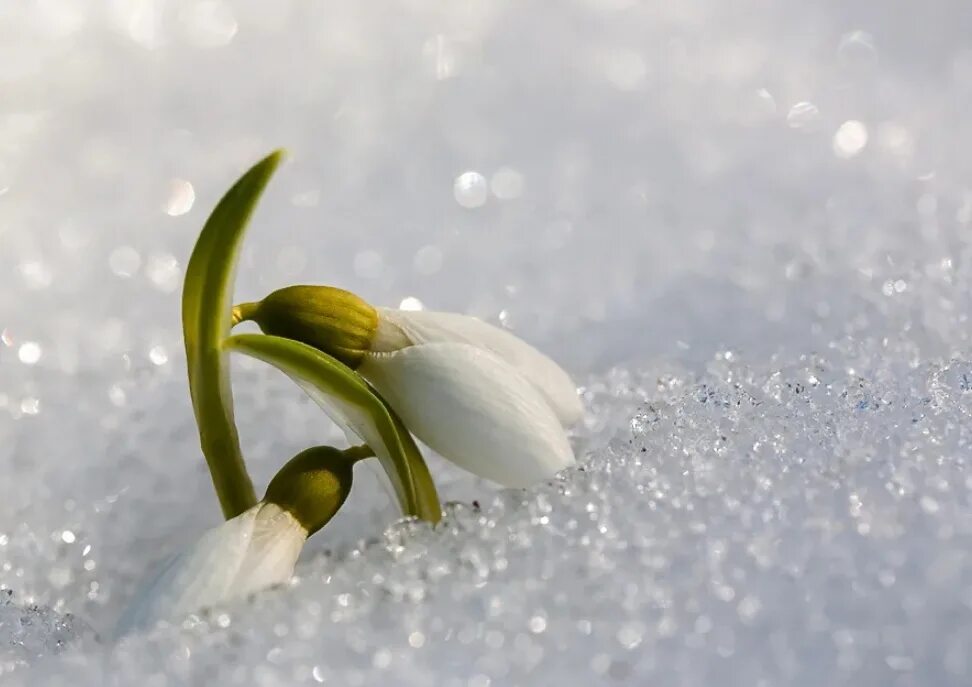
[2,0,972,684]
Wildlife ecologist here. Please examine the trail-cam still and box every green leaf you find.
[224,333,442,523]
[182,150,285,519]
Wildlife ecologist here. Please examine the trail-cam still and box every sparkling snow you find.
[1,1,971,685]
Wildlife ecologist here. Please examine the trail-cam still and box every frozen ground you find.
[1,0,972,684]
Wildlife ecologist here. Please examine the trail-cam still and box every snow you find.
[1,0,971,684]
[0,590,94,675]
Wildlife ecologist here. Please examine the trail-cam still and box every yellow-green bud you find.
[234,285,378,368]
[264,445,369,535]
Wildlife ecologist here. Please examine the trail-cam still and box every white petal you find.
[115,503,305,636]
[375,308,583,426]
[359,343,575,487]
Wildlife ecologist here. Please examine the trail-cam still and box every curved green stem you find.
[231,301,260,326]
[340,444,375,462]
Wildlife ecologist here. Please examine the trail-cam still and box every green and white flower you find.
[236,287,583,488]
[116,447,359,636]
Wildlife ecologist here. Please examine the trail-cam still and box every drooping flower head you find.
[116,446,360,636]
[235,286,583,488]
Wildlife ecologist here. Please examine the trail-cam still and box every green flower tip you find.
[233,285,378,368]
[263,445,369,535]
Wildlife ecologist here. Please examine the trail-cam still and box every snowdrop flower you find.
[234,286,583,488]
[116,446,359,636]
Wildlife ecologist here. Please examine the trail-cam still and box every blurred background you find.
[2,1,972,684]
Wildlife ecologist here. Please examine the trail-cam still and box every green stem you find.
[231,301,260,326]
[341,444,375,462]
[192,349,255,517]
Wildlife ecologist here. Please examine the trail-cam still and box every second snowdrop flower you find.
[116,446,361,636]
